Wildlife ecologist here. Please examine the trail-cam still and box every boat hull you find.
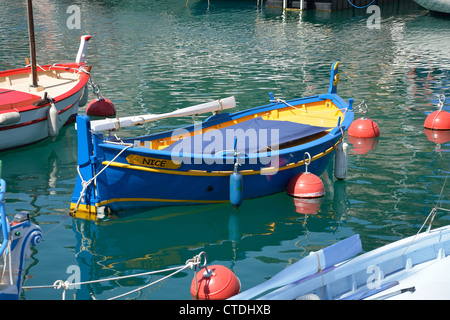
[70,62,353,220]
[95,135,337,212]
[239,224,450,300]
[0,63,90,151]
[413,0,450,13]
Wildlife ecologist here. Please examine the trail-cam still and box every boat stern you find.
[70,115,101,221]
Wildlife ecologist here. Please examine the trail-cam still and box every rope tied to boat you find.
[354,100,369,118]
[314,251,325,299]
[70,142,133,215]
[270,96,349,115]
[23,252,207,300]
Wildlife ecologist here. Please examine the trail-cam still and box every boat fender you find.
[335,141,348,180]
[229,163,243,209]
[47,102,59,137]
[0,111,20,125]
[191,265,241,300]
[424,94,450,130]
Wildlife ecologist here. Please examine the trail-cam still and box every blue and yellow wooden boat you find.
[70,62,354,220]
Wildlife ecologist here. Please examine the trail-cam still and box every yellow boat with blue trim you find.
[70,61,354,220]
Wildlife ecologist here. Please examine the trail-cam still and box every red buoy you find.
[287,172,325,198]
[424,94,450,131]
[191,265,241,300]
[348,117,380,138]
[287,152,325,198]
[424,110,450,130]
[86,98,116,117]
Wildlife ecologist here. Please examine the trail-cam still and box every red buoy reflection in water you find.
[348,135,379,155]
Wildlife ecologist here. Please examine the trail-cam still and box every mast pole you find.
[26,0,38,88]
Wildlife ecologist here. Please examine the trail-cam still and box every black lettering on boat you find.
[126,154,181,169]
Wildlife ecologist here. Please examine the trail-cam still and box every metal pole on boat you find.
[26,0,38,88]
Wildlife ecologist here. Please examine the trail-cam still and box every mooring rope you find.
[70,143,133,215]
[22,252,207,300]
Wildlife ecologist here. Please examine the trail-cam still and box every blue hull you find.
[70,62,354,220]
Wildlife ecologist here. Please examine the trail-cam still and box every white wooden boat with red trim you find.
[0,35,92,151]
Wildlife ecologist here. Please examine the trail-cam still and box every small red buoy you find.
[287,172,325,198]
[287,152,325,198]
[348,117,380,138]
[86,98,116,117]
[424,94,450,130]
[191,265,241,300]
[424,110,450,130]
[349,101,380,138]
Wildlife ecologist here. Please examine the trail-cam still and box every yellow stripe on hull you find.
[97,197,228,207]
[103,139,340,176]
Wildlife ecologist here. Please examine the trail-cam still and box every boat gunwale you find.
[96,93,353,162]
[256,225,450,300]
[0,63,90,115]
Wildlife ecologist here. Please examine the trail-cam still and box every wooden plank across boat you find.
[70,61,354,220]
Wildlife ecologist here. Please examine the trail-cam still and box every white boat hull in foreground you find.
[414,0,450,14]
[231,225,450,300]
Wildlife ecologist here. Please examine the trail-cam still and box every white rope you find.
[22,252,207,300]
[273,98,349,115]
[106,264,191,300]
[70,143,133,214]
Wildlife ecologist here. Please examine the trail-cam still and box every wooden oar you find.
[229,234,362,300]
[89,96,236,132]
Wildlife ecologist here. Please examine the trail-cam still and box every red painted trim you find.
[0,103,77,132]
[0,115,46,131]
[0,63,89,115]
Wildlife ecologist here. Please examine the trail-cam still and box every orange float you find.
[348,101,380,138]
[424,94,450,131]
[287,152,325,198]
[191,265,241,300]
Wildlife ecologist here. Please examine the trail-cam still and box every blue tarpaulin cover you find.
[163,117,329,155]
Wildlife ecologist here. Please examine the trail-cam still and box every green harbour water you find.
[1,0,450,300]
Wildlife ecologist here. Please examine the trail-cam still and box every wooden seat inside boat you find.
[0,89,41,111]
[0,69,80,102]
